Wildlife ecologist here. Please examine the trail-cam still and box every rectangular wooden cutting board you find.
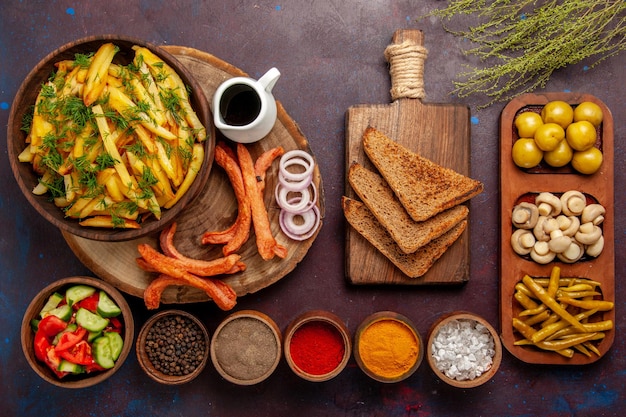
[344,29,473,285]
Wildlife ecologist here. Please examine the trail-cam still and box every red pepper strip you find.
[74,293,99,312]
[59,340,93,365]
[37,315,68,337]
[55,327,88,352]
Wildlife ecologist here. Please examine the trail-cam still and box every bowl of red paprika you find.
[21,276,134,388]
[284,310,352,382]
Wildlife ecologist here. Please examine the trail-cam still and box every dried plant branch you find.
[422,0,626,108]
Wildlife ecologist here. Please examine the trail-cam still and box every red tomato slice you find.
[38,315,68,337]
[55,327,88,352]
[59,340,93,365]
[45,346,67,378]
[74,293,99,312]
[34,331,51,362]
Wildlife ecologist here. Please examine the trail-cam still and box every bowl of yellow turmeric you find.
[353,311,423,383]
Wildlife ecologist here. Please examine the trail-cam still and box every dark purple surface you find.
[1,2,624,416]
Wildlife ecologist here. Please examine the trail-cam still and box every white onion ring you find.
[279,151,314,182]
[276,185,311,213]
[278,170,312,191]
[275,182,318,214]
[279,204,320,241]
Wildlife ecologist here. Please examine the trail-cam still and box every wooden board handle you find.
[385,29,428,102]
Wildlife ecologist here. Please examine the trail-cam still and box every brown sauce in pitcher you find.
[219,84,261,126]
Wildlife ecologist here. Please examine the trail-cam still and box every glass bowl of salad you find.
[21,276,134,388]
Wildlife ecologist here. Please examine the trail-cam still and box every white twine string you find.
[384,40,429,100]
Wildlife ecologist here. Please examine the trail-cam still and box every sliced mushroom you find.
[511,229,536,255]
[581,203,606,226]
[535,192,562,217]
[512,202,539,229]
[530,241,556,264]
[556,215,580,237]
[575,222,602,245]
[585,235,605,257]
[560,191,586,216]
[533,216,551,242]
[557,240,584,263]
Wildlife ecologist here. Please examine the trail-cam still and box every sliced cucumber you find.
[46,304,72,321]
[75,308,109,333]
[39,292,64,318]
[92,336,115,369]
[58,359,85,374]
[88,330,102,343]
[96,291,122,318]
[105,332,124,361]
[66,285,96,307]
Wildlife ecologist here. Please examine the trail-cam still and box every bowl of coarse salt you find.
[427,311,502,388]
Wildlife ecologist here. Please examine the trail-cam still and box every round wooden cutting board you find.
[63,46,324,304]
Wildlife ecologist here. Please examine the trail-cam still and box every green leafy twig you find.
[422,0,626,108]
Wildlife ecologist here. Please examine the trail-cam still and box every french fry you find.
[80,215,140,229]
[237,143,287,260]
[163,143,204,208]
[107,85,177,140]
[132,46,207,142]
[83,42,117,106]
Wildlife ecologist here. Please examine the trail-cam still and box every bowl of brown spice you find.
[210,310,282,385]
[136,310,210,385]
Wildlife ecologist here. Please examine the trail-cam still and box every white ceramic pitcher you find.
[212,67,281,143]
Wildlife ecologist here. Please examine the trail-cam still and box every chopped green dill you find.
[60,96,91,129]
[40,174,65,198]
[21,106,34,133]
[156,137,173,158]
[94,152,117,171]
[160,89,184,123]
[125,141,148,159]
[178,145,192,167]
[74,52,93,68]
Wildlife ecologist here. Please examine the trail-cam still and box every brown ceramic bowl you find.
[427,311,502,388]
[21,276,134,388]
[354,311,423,383]
[210,310,282,385]
[7,35,215,242]
[136,310,210,385]
[284,310,351,382]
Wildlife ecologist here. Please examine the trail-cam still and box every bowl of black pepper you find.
[136,310,210,385]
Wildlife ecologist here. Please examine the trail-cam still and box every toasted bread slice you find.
[348,162,469,253]
[362,126,483,222]
[342,196,467,278]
